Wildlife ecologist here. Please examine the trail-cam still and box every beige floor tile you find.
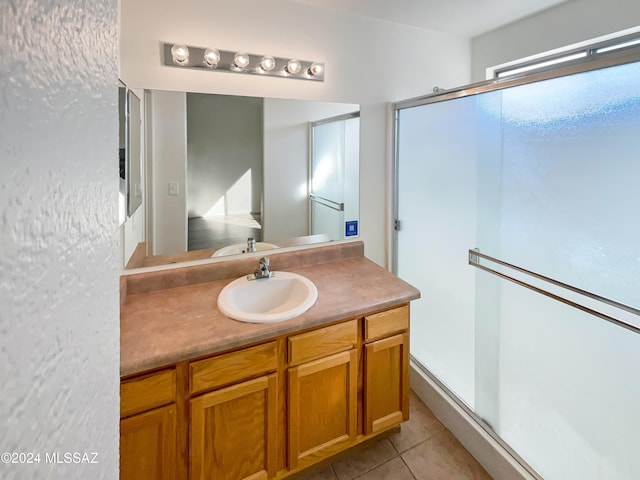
[390,391,446,453]
[354,457,416,480]
[332,439,397,480]
[296,464,338,480]
[402,430,492,480]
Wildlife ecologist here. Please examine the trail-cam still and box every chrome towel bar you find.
[468,249,640,335]
[309,193,344,212]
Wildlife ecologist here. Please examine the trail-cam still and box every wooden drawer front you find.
[189,341,277,395]
[121,369,176,418]
[288,320,358,366]
[364,305,409,342]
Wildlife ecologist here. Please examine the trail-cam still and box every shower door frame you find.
[308,111,361,238]
[390,37,640,480]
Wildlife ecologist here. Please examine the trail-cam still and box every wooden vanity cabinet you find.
[120,369,178,480]
[189,342,279,480]
[121,405,177,480]
[120,305,411,480]
[190,374,278,480]
[363,305,410,435]
[287,320,359,470]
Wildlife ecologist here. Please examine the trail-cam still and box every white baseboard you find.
[409,361,540,480]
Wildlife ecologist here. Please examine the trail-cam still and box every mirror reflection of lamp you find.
[170,44,189,65]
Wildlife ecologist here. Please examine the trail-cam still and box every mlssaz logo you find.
[45,452,99,464]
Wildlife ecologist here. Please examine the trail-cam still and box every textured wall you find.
[0,1,119,479]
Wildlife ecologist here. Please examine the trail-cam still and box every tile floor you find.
[297,391,492,480]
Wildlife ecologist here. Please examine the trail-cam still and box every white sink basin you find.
[217,272,318,323]
[211,242,279,258]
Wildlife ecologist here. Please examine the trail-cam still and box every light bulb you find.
[286,59,302,74]
[234,52,250,69]
[170,44,189,65]
[260,55,276,72]
[308,62,323,76]
[203,48,220,67]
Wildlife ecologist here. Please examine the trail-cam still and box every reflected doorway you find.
[186,94,264,251]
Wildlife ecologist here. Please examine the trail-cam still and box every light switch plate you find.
[168,181,179,196]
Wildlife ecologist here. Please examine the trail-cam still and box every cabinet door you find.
[364,333,409,435]
[288,349,357,469]
[190,374,277,480]
[120,404,177,480]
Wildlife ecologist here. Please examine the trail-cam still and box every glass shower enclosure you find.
[309,112,360,240]
[394,48,640,479]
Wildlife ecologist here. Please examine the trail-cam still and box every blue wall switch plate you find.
[345,220,358,237]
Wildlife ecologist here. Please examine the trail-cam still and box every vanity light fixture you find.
[285,59,302,75]
[233,52,251,70]
[162,43,324,81]
[260,55,276,72]
[308,62,324,76]
[170,44,190,65]
[203,48,220,68]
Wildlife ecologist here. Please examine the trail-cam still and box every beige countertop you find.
[120,242,420,378]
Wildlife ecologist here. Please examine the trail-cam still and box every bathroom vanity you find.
[120,241,420,480]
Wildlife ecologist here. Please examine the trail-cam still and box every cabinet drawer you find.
[121,368,176,418]
[364,305,409,342]
[189,341,277,395]
[288,320,358,366]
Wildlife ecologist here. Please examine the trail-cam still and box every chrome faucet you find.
[247,237,257,253]
[248,257,273,280]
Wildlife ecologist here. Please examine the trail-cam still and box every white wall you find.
[148,90,188,255]
[122,206,145,265]
[0,0,119,479]
[471,0,640,81]
[119,0,470,266]
[263,99,358,241]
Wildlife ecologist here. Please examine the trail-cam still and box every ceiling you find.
[289,0,570,38]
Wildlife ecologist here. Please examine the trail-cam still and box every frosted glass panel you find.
[396,57,640,479]
[310,116,359,239]
[477,269,640,480]
[312,121,345,204]
[396,97,478,405]
[488,61,640,310]
[311,201,343,239]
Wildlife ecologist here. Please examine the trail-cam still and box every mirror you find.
[118,84,126,225]
[123,90,359,269]
[118,84,143,223]
[127,91,142,217]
